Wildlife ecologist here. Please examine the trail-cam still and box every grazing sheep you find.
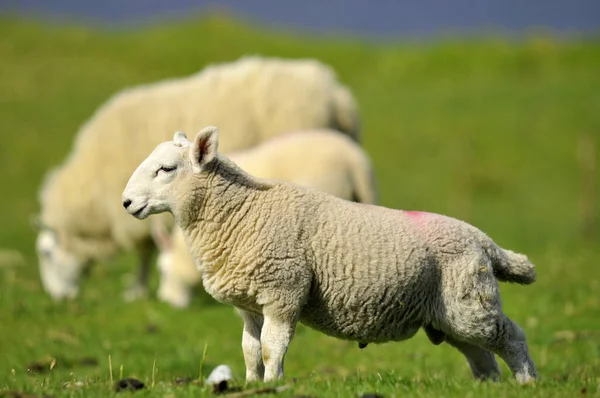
[34,56,360,301]
[152,128,378,308]
[122,127,539,384]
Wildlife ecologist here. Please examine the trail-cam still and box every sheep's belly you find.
[299,300,422,344]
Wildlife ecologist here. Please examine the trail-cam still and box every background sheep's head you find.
[34,222,86,300]
[122,126,219,221]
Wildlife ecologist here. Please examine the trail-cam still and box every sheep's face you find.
[122,126,219,220]
[35,228,83,300]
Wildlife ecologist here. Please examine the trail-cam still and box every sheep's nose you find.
[123,199,132,209]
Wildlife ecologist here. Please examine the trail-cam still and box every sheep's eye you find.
[156,165,176,176]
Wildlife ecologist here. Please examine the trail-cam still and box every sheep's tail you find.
[485,241,537,285]
[331,85,361,142]
[348,147,379,205]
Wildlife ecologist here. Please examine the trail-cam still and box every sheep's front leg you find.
[240,310,265,382]
[260,315,296,382]
[124,240,154,301]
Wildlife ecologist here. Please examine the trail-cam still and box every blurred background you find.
[3,0,600,38]
[0,1,598,396]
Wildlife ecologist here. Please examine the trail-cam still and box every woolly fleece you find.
[122,127,538,384]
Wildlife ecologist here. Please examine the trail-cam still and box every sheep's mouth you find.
[132,205,147,217]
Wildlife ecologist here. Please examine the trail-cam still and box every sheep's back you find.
[230,129,366,200]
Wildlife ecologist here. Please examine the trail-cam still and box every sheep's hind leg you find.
[445,336,501,381]
[482,315,538,384]
[240,310,265,382]
[442,254,537,383]
[124,241,153,301]
[425,325,500,381]
[446,308,537,383]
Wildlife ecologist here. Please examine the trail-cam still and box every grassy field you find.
[1,13,599,397]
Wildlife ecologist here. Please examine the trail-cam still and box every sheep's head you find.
[34,223,86,300]
[122,126,219,220]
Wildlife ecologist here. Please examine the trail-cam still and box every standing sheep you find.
[34,55,360,300]
[152,128,378,308]
[122,127,539,384]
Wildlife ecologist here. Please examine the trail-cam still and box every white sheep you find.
[151,128,378,308]
[122,127,539,384]
[34,55,360,300]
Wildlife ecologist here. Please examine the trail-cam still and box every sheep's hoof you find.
[424,325,446,345]
[358,342,368,349]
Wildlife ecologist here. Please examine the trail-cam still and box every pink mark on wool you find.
[403,210,429,225]
[404,210,427,217]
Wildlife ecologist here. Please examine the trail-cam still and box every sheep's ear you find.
[173,131,189,145]
[190,126,219,173]
[150,219,172,251]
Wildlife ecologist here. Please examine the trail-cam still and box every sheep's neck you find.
[178,160,269,276]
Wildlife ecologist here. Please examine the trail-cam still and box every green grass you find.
[1,13,599,397]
